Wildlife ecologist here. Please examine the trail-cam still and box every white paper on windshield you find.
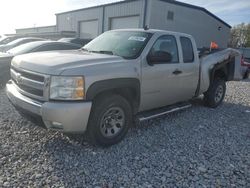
[128,36,146,42]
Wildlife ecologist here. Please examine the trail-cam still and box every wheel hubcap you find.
[215,85,224,103]
[100,107,125,138]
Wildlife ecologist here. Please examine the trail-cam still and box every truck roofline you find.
[106,28,193,38]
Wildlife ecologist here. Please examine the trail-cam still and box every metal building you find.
[15,25,77,40]
[56,0,231,48]
[16,25,57,34]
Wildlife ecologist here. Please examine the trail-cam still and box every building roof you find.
[160,0,231,28]
[56,0,231,29]
[55,0,127,15]
[16,25,56,31]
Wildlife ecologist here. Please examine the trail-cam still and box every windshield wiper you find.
[81,48,90,52]
[81,48,113,55]
[90,50,114,55]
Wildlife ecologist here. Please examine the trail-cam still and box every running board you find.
[137,102,192,121]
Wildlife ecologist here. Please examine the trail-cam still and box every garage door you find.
[110,16,140,30]
[79,20,98,39]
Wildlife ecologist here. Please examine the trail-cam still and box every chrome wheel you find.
[100,107,125,138]
[215,85,224,103]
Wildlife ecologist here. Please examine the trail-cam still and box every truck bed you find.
[198,48,245,94]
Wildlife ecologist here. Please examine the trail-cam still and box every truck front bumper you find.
[6,82,92,133]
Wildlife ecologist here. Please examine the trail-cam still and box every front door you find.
[140,35,185,111]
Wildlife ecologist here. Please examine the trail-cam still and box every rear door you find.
[177,36,200,100]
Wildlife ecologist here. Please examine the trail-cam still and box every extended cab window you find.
[150,35,179,63]
[180,37,194,63]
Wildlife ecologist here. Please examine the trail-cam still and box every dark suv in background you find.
[58,38,91,46]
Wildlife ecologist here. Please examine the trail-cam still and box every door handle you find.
[172,69,182,75]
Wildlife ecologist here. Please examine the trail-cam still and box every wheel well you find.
[211,64,228,83]
[92,88,140,114]
[214,69,227,80]
[211,57,235,83]
[86,79,141,114]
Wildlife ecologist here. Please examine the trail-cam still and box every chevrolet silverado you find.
[6,29,244,146]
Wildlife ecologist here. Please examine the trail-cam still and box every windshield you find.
[7,42,43,55]
[7,38,29,46]
[83,31,152,59]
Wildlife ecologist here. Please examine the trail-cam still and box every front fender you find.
[86,78,140,102]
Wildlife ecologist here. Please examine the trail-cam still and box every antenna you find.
[144,25,149,30]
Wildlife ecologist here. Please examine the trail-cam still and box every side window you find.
[150,35,179,63]
[180,37,194,63]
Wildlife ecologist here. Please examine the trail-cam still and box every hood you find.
[0,53,14,69]
[0,52,14,66]
[0,52,13,58]
[0,45,8,52]
[12,50,124,75]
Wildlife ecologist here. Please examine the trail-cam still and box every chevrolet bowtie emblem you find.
[16,73,22,84]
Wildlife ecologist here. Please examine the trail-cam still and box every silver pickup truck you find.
[6,29,245,146]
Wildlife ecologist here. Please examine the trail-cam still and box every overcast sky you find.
[0,0,249,35]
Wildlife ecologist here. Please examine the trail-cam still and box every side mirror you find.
[147,51,172,66]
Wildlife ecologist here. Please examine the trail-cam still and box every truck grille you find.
[10,67,48,101]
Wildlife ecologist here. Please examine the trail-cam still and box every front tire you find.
[204,79,226,108]
[86,94,132,147]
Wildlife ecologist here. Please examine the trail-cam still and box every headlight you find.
[50,76,85,100]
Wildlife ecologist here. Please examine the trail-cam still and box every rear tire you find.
[243,70,249,79]
[86,94,132,147]
[204,78,226,108]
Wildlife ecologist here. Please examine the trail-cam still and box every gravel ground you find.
[0,80,249,188]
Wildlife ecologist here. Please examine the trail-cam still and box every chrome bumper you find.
[6,82,92,133]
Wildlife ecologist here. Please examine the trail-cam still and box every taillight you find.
[241,55,246,66]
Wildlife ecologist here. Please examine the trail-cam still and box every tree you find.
[229,23,250,48]
[245,24,250,47]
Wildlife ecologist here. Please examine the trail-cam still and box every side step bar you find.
[137,102,192,121]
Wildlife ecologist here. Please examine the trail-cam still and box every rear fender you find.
[199,49,240,94]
